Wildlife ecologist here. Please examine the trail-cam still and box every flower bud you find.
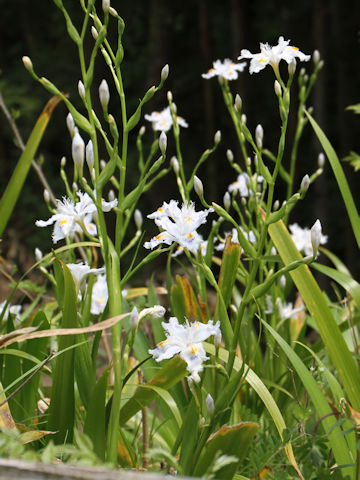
[226,149,234,163]
[159,131,167,155]
[171,156,180,174]
[167,90,173,102]
[273,199,280,211]
[138,305,166,322]
[311,219,322,256]
[99,79,110,110]
[100,159,106,170]
[91,26,98,40]
[206,393,215,416]
[300,67,306,77]
[271,246,277,256]
[102,0,110,12]
[318,60,324,70]
[72,182,79,192]
[318,153,325,168]
[255,124,263,149]
[313,50,321,65]
[78,80,86,100]
[134,209,143,230]
[35,248,43,262]
[214,130,221,145]
[235,94,242,111]
[109,6,118,16]
[108,189,115,202]
[161,64,169,82]
[241,113,247,124]
[60,156,66,168]
[300,174,310,194]
[288,60,296,76]
[22,56,33,72]
[274,80,282,97]
[66,113,76,138]
[223,191,231,211]
[86,140,94,172]
[130,307,139,331]
[194,175,204,197]
[214,331,222,348]
[279,275,286,289]
[139,125,146,136]
[72,132,85,170]
[43,189,50,204]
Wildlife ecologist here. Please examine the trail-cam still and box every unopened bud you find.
[226,149,234,163]
[167,90,173,102]
[161,64,169,82]
[214,331,222,348]
[279,275,286,289]
[311,219,322,257]
[66,113,76,137]
[255,124,264,149]
[43,189,50,204]
[304,74,309,83]
[318,152,325,168]
[274,80,282,97]
[108,189,115,202]
[273,200,280,211]
[214,130,221,145]
[171,102,177,115]
[170,156,179,174]
[99,79,110,110]
[223,191,231,211]
[35,248,43,262]
[22,56,33,72]
[159,131,167,155]
[91,26,98,40]
[102,0,110,12]
[86,140,94,172]
[72,132,85,169]
[318,60,324,70]
[241,113,247,124]
[308,106,314,115]
[194,175,204,197]
[235,94,242,111]
[109,6,118,16]
[300,68,306,77]
[139,125,146,136]
[130,307,139,331]
[300,174,310,194]
[60,156,66,168]
[100,159,106,170]
[313,50,320,65]
[206,393,215,416]
[271,246,277,255]
[134,209,143,230]
[78,80,86,100]
[72,182,79,192]
[288,60,296,76]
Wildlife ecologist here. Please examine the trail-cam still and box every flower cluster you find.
[144,200,213,255]
[36,191,117,243]
[238,36,310,75]
[149,317,221,382]
[145,106,188,132]
[202,58,246,81]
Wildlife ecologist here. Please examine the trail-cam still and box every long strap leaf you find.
[0,96,62,237]
[305,110,360,248]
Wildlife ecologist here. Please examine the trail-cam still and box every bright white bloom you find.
[67,262,105,293]
[228,173,264,197]
[90,274,108,315]
[144,106,188,132]
[289,223,327,256]
[0,301,21,322]
[239,36,310,75]
[202,58,246,81]
[149,317,221,382]
[36,191,117,243]
[215,227,256,252]
[144,200,213,255]
[265,296,303,319]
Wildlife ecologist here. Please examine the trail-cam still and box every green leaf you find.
[84,369,109,461]
[262,320,355,479]
[193,422,259,479]
[305,110,360,248]
[268,219,360,412]
[0,96,62,238]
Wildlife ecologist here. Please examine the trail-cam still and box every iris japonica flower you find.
[90,273,108,315]
[202,58,246,81]
[144,200,213,255]
[36,191,117,243]
[238,36,310,75]
[215,227,256,252]
[228,173,264,197]
[67,262,105,293]
[149,317,221,382]
[289,222,327,256]
[144,106,188,132]
[0,301,21,322]
[265,296,303,319]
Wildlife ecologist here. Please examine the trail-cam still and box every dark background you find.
[0,0,360,283]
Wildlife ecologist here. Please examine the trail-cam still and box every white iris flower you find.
[202,58,246,81]
[144,106,188,132]
[289,223,327,256]
[90,273,108,315]
[149,317,221,382]
[144,200,213,255]
[66,262,105,293]
[0,301,21,322]
[228,173,264,197]
[239,36,310,75]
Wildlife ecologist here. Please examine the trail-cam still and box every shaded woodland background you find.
[0,0,360,284]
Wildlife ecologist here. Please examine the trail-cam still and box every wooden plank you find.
[0,458,197,480]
